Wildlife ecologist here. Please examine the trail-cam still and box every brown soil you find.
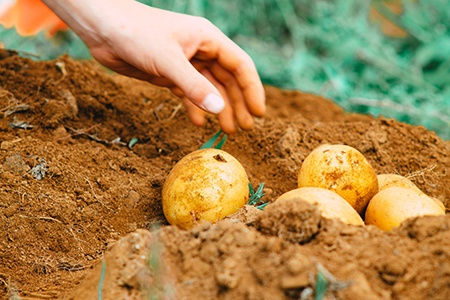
[0,49,449,300]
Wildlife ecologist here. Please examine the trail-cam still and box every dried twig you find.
[84,177,114,212]
[64,125,126,146]
[167,103,183,121]
[3,103,30,117]
[153,103,165,121]
[406,165,437,180]
[18,214,60,223]
[57,262,85,272]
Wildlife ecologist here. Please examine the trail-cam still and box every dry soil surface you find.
[0,49,449,300]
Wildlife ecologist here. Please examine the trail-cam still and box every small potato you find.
[377,173,446,212]
[431,197,446,213]
[298,144,378,214]
[377,173,423,192]
[365,186,445,231]
[162,148,249,230]
[276,187,365,226]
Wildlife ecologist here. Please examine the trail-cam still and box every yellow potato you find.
[162,148,249,230]
[276,187,365,226]
[377,174,446,212]
[377,173,422,192]
[298,144,378,214]
[365,186,445,231]
[431,197,446,213]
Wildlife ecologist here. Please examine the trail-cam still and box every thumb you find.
[162,56,225,114]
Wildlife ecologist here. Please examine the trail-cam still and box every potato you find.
[431,197,446,213]
[377,173,423,192]
[365,186,445,231]
[162,148,249,230]
[298,144,378,214]
[276,187,365,226]
[377,173,446,212]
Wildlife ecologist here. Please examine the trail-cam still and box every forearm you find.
[42,0,135,46]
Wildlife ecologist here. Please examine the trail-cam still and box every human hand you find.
[43,0,266,134]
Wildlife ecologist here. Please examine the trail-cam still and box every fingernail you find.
[201,93,225,114]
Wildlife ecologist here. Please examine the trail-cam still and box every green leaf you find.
[97,259,107,300]
[314,270,329,300]
[200,130,227,149]
[248,182,267,209]
[128,137,139,149]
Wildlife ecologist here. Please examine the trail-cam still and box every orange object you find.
[369,0,407,38]
[0,0,68,37]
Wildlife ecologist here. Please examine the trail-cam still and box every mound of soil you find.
[0,49,449,299]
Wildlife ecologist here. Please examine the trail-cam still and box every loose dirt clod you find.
[255,199,322,244]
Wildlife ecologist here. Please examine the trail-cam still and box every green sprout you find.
[128,137,139,149]
[313,263,350,300]
[97,259,107,300]
[314,270,329,300]
[248,182,269,210]
[200,130,227,149]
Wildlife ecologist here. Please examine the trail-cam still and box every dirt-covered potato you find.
[276,187,365,226]
[365,186,445,231]
[298,144,378,214]
[162,148,249,230]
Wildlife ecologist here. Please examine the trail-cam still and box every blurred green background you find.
[1,0,449,139]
